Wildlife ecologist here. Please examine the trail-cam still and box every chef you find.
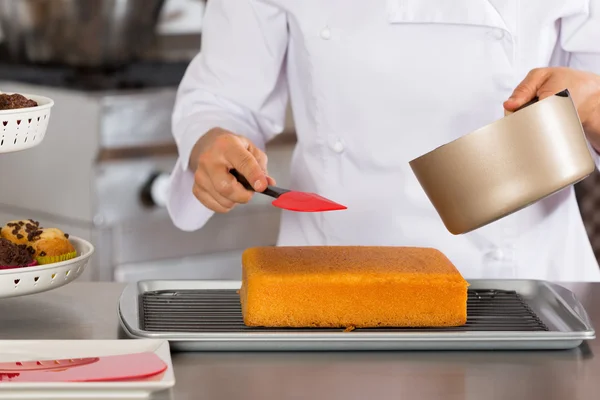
[167,0,600,282]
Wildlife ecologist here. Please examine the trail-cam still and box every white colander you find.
[0,93,54,154]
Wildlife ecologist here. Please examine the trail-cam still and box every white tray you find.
[0,339,174,399]
[0,236,94,299]
[0,93,53,154]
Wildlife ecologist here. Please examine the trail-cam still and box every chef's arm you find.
[167,0,289,232]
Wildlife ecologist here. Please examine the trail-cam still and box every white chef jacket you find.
[167,0,600,282]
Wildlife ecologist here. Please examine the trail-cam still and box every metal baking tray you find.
[118,279,595,351]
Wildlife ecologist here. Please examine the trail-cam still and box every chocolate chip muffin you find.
[0,220,36,245]
[0,238,37,269]
[1,220,76,264]
[0,93,38,110]
[30,227,76,264]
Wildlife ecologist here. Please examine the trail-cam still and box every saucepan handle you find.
[512,89,570,112]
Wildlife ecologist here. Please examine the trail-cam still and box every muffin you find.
[1,220,76,265]
[29,228,77,264]
[0,238,37,269]
[0,93,38,110]
[0,220,37,245]
[29,228,76,265]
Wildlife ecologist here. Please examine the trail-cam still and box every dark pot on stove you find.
[0,0,166,67]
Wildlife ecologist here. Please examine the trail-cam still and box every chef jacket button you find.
[486,248,505,261]
[320,27,331,40]
[487,29,505,40]
[332,140,345,153]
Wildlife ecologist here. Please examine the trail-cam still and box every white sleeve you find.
[166,0,289,231]
[559,0,600,167]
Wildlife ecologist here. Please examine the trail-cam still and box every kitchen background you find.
[0,0,598,283]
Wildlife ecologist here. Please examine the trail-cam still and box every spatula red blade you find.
[271,191,347,212]
[0,352,167,383]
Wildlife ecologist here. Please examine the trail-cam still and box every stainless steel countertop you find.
[0,282,598,400]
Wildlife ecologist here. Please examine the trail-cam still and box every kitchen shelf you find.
[0,93,95,300]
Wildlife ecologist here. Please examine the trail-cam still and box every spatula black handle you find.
[229,169,288,199]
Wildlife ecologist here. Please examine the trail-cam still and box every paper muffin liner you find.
[36,251,77,265]
[0,260,38,270]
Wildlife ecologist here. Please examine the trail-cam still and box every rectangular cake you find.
[240,246,469,328]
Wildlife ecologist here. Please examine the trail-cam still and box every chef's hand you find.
[189,128,275,213]
[504,67,600,150]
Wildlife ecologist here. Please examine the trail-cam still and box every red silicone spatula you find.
[0,352,167,383]
[230,169,347,212]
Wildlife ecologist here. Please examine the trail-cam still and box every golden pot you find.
[409,90,595,235]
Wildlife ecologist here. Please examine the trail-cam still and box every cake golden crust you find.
[240,246,468,328]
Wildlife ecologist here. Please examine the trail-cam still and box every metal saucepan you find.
[0,0,165,67]
[409,90,595,235]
